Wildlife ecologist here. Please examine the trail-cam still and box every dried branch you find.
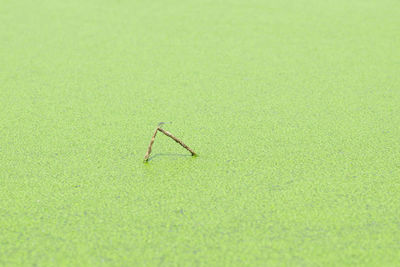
[143,124,197,162]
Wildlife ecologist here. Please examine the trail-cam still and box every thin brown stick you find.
[157,128,197,156]
[143,127,159,162]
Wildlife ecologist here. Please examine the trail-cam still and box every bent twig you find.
[143,124,197,162]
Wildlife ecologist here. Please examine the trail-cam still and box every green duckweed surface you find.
[1,0,399,266]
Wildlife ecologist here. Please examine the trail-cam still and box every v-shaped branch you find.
[144,125,197,162]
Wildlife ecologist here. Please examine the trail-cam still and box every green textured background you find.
[1,0,399,266]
